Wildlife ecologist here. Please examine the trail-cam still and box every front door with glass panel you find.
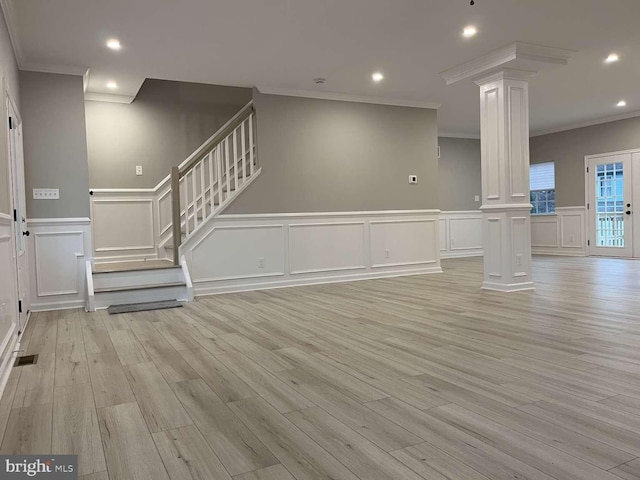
[587,153,633,257]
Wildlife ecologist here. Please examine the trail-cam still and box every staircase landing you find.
[94,259,177,273]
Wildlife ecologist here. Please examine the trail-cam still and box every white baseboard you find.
[183,210,442,296]
[195,266,443,296]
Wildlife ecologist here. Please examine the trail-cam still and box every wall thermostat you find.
[408,175,418,184]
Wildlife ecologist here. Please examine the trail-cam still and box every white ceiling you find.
[4,0,640,136]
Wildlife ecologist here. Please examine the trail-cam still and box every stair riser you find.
[93,285,189,310]
[93,268,184,290]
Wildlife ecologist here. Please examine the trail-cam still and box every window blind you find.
[530,162,555,191]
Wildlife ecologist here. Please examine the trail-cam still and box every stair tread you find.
[94,281,186,293]
[94,260,179,273]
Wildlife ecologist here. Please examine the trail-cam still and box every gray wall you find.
[227,92,439,214]
[531,116,640,207]
[85,80,252,188]
[0,9,20,215]
[437,137,481,211]
[20,72,90,218]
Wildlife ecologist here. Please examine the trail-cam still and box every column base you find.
[482,280,535,292]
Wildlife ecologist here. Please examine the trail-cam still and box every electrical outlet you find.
[570,235,575,243]
[136,165,143,176]
[385,249,391,259]
[408,175,418,184]
[516,254,523,266]
[33,188,59,200]
[258,257,265,268]
[474,195,480,202]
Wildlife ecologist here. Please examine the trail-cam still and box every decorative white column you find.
[476,70,534,291]
[441,43,573,291]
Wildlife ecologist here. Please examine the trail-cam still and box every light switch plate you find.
[33,188,59,200]
[136,165,143,176]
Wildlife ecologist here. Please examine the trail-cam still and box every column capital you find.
[474,68,536,87]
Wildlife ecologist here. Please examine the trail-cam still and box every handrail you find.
[178,100,254,178]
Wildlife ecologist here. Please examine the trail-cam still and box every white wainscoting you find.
[27,218,92,311]
[90,191,161,263]
[439,211,483,258]
[183,210,441,295]
[531,206,587,256]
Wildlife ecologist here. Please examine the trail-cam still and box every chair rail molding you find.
[181,210,442,295]
[27,217,92,311]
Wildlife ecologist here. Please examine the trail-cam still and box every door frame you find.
[5,82,30,333]
[585,148,640,258]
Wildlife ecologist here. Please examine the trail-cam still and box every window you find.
[530,162,555,214]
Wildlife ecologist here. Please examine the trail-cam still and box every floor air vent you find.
[14,354,38,367]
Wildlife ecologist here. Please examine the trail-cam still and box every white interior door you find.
[587,153,634,257]
[7,97,29,332]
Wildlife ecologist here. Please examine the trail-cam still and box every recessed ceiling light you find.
[462,25,478,38]
[106,81,118,90]
[106,39,122,50]
[605,53,619,63]
[372,72,384,82]
[617,100,627,107]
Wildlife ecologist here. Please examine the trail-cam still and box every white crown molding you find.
[441,42,574,85]
[531,109,640,137]
[438,132,480,140]
[256,86,441,109]
[85,92,136,104]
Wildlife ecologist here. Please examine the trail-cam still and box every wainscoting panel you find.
[91,196,157,261]
[531,206,587,256]
[370,219,437,268]
[184,210,441,295]
[191,224,285,281]
[290,222,366,274]
[440,211,483,258]
[28,218,92,311]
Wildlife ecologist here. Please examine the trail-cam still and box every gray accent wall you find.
[85,80,252,188]
[437,137,481,211]
[20,72,90,218]
[531,116,640,207]
[227,92,439,214]
[0,9,20,215]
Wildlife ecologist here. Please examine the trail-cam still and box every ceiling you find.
[3,0,640,136]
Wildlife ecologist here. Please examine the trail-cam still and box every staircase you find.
[86,101,259,311]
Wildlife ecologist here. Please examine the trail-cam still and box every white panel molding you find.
[531,206,586,256]
[185,210,441,296]
[440,211,483,258]
[27,218,92,311]
[289,222,366,275]
[91,195,158,261]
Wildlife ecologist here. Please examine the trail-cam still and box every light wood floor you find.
[3,256,640,480]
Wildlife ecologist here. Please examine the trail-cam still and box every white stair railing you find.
[170,101,256,264]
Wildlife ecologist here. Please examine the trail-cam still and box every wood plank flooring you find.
[3,255,640,479]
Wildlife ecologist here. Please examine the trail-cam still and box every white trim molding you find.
[182,210,442,296]
[256,86,441,109]
[531,207,587,256]
[439,211,483,258]
[27,218,92,311]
